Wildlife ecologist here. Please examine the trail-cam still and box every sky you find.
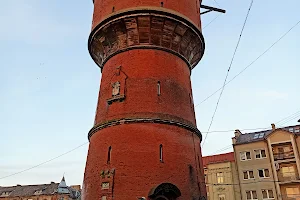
[0,0,299,187]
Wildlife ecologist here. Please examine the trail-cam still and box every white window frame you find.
[243,170,255,180]
[258,169,270,178]
[246,190,258,200]
[262,189,274,199]
[240,151,251,161]
[254,149,267,159]
[218,194,226,200]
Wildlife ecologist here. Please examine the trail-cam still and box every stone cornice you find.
[88,117,202,140]
[88,9,205,71]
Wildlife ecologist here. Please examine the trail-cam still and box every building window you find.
[243,170,254,180]
[206,185,209,196]
[254,149,266,159]
[262,189,274,199]
[253,132,265,139]
[159,144,163,162]
[218,194,225,200]
[102,182,110,190]
[240,151,251,161]
[258,169,270,178]
[107,146,112,164]
[286,187,300,198]
[217,172,224,183]
[157,81,161,96]
[282,166,295,177]
[101,196,107,200]
[1,192,11,197]
[246,190,258,200]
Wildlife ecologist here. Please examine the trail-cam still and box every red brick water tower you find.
[82,0,221,199]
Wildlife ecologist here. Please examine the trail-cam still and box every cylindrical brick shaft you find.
[83,0,206,199]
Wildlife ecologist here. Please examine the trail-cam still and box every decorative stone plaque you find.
[107,66,127,105]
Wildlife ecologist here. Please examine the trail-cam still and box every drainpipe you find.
[233,144,242,200]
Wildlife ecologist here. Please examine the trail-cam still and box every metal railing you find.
[273,150,295,160]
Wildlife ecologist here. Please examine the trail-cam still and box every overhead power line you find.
[205,109,300,155]
[202,109,300,135]
[203,14,221,29]
[276,110,300,126]
[202,0,254,147]
[0,142,88,180]
[2,109,299,180]
[195,19,300,108]
[210,145,232,155]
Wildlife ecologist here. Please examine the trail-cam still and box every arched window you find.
[107,146,112,164]
[159,144,163,162]
[157,81,161,96]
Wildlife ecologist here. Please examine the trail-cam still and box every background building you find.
[0,177,81,200]
[203,152,241,200]
[232,124,300,200]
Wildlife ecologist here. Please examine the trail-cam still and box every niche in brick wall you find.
[107,66,127,105]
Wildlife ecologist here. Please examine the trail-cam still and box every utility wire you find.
[195,19,300,108]
[0,142,88,180]
[210,145,232,155]
[278,113,300,127]
[203,14,221,30]
[201,109,300,134]
[212,0,220,7]
[205,109,300,155]
[2,109,299,180]
[277,110,300,126]
[202,0,254,147]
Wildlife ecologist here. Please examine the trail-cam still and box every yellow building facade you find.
[203,152,241,200]
[233,124,300,200]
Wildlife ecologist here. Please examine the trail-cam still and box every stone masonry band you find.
[88,9,205,70]
[88,117,202,140]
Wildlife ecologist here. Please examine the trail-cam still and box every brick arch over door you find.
[148,183,181,200]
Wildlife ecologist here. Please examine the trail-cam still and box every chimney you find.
[271,123,276,130]
[232,137,237,144]
[234,129,242,138]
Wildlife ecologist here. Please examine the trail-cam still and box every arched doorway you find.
[148,183,181,200]
[155,196,168,200]
[154,195,169,200]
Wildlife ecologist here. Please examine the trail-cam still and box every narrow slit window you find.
[112,6,115,12]
[107,146,112,164]
[160,2,164,7]
[157,81,161,96]
[159,144,163,162]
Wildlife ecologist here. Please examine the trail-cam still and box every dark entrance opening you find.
[148,183,181,200]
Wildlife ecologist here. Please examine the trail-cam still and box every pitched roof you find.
[234,125,300,145]
[0,178,80,199]
[202,152,235,167]
[0,183,59,197]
